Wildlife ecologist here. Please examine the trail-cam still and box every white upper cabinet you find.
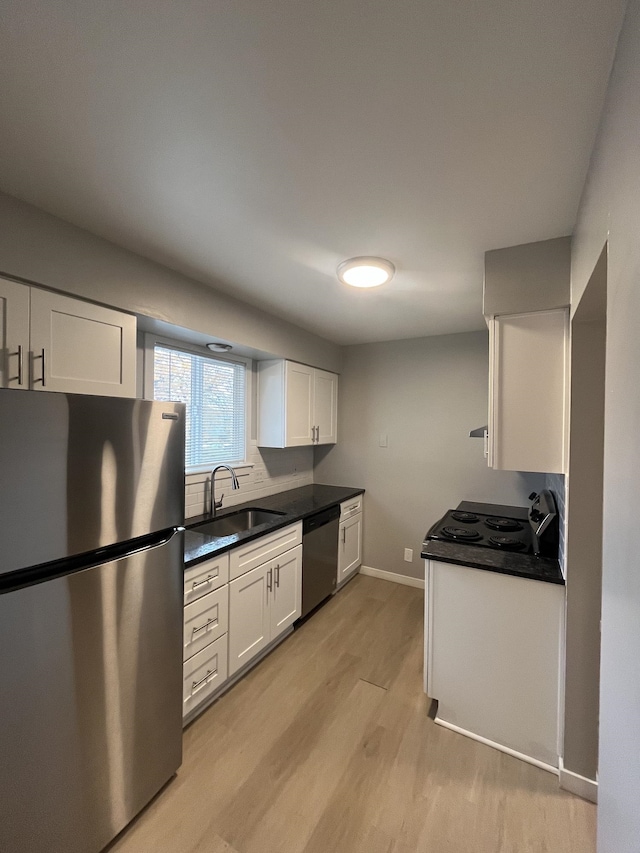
[257,359,338,447]
[283,361,314,445]
[488,309,568,473]
[30,290,136,397]
[0,278,136,397]
[313,368,338,445]
[0,278,29,389]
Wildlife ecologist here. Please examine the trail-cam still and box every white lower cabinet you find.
[183,552,229,605]
[228,563,271,675]
[183,584,228,661]
[270,545,302,637]
[337,496,363,585]
[425,559,564,769]
[182,558,230,723]
[183,633,228,718]
[228,543,302,677]
[182,522,303,722]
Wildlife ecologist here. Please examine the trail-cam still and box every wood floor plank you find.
[110,575,595,853]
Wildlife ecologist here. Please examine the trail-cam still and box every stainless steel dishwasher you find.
[300,504,340,618]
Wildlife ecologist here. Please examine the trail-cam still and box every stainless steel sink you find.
[192,508,286,538]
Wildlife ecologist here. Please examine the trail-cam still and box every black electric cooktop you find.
[427,509,533,553]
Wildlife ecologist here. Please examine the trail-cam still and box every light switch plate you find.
[379,434,388,447]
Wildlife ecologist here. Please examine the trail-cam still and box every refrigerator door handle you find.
[0,527,184,595]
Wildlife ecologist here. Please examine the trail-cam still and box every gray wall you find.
[0,191,341,373]
[563,303,605,783]
[484,236,571,316]
[314,331,544,580]
[570,1,640,848]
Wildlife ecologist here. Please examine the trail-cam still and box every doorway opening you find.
[562,243,607,798]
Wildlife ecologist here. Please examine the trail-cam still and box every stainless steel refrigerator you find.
[0,388,186,853]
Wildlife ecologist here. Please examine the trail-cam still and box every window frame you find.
[143,332,252,474]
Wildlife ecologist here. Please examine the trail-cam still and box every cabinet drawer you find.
[340,495,362,520]
[182,633,228,718]
[184,552,230,604]
[229,522,302,581]
[183,585,229,662]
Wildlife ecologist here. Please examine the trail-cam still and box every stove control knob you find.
[529,492,538,501]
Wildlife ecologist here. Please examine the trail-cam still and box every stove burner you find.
[442,526,482,542]
[451,511,479,523]
[485,517,523,532]
[488,535,525,550]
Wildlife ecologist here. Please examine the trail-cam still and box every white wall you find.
[570,1,640,848]
[184,445,314,520]
[0,191,341,373]
[314,331,545,580]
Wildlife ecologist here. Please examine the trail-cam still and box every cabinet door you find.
[314,368,338,444]
[228,564,271,676]
[284,361,314,446]
[490,309,567,473]
[270,545,302,639]
[30,290,136,397]
[0,278,29,389]
[338,514,362,583]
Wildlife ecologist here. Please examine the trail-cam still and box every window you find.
[152,343,247,469]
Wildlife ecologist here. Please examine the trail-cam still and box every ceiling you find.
[0,0,626,345]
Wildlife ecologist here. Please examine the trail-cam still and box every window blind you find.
[153,345,246,467]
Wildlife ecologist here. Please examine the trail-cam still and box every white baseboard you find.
[359,565,425,590]
[559,758,598,803]
[433,717,559,776]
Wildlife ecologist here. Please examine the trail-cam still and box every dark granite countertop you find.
[184,484,364,568]
[420,499,564,585]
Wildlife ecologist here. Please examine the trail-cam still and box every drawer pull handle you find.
[192,575,215,589]
[342,527,346,544]
[267,568,273,593]
[192,668,217,691]
[192,617,216,635]
[345,503,359,512]
[275,564,280,588]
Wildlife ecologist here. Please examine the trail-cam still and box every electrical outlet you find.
[254,469,264,483]
[404,548,413,562]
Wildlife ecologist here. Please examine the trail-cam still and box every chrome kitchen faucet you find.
[210,465,240,516]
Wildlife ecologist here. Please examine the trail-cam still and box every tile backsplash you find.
[545,472,566,572]
[184,443,314,519]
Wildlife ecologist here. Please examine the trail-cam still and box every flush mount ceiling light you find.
[337,256,395,288]
[206,342,233,352]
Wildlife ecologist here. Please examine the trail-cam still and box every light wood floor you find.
[110,575,595,853]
